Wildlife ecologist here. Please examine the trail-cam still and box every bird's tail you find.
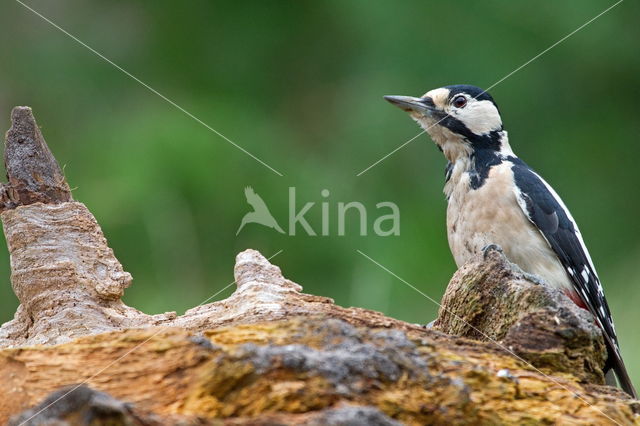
[604,338,637,398]
[612,356,637,398]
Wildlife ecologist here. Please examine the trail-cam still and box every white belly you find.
[446,162,572,291]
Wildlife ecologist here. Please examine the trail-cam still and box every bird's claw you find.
[482,244,503,259]
[522,272,547,286]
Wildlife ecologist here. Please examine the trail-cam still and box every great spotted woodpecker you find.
[385,84,636,397]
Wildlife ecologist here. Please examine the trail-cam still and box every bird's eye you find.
[452,95,467,108]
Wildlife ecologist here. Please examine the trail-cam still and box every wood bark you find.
[0,107,637,425]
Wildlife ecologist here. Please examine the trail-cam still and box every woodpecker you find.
[385,84,636,398]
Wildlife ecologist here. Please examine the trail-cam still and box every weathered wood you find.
[1,107,71,210]
[434,246,607,385]
[0,107,637,425]
[4,315,638,425]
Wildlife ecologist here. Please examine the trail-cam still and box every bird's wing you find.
[509,158,636,397]
[244,186,268,211]
[509,159,615,342]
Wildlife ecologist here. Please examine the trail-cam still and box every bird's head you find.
[385,85,510,161]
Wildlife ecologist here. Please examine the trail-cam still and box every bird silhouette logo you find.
[236,186,285,235]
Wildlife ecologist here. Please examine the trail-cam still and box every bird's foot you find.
[482,244,503,259]
[521,272,547,286]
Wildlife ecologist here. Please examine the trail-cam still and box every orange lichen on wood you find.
[2,318,638,425]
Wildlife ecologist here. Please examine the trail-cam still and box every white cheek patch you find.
[454,100,502,135]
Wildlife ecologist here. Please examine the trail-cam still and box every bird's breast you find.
[445,162,571,291]
[446,162,518,266]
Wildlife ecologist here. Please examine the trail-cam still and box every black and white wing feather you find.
[509,157,636,398]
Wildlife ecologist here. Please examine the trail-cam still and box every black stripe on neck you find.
[468,149,503,190]
[440,115,503,151]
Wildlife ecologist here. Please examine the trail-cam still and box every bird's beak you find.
[384,95,437,115]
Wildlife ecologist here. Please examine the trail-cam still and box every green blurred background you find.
[0,1,638,383]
